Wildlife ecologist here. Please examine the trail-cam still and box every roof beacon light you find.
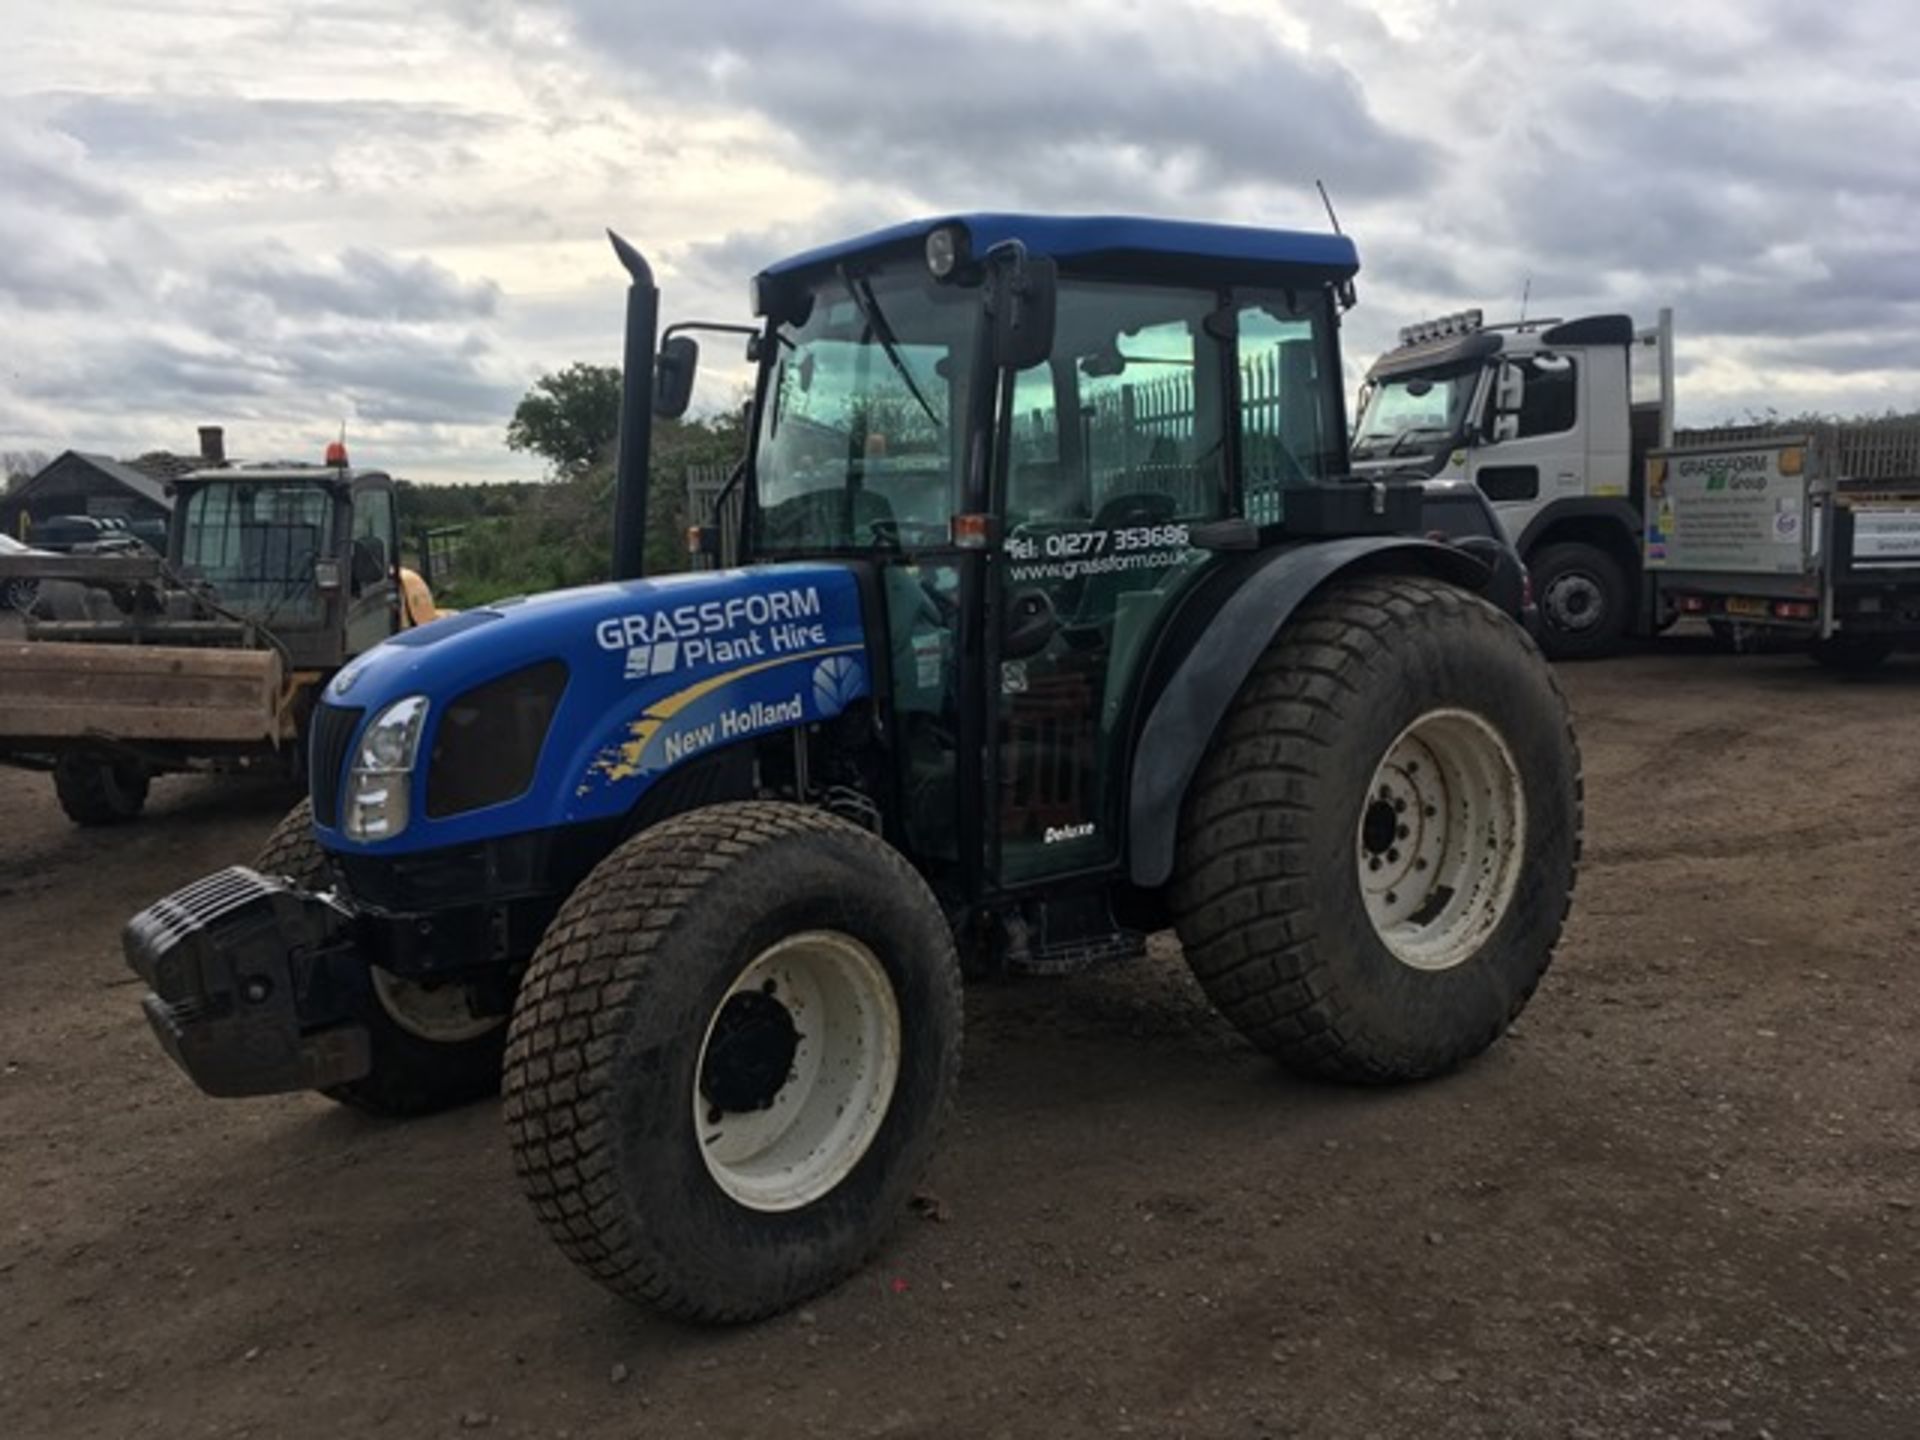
[1397,308,1485,348]
[325,439,349,467]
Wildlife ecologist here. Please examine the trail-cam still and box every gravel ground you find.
[2,635,1918,1440]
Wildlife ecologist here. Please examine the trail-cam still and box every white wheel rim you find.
[694,931,901,1213]
[370,968,502,1043]
[1356,708,1526,973]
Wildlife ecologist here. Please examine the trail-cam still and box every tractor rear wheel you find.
[53,756,150,825]
[1171,575,1582,1084]
[255,799,507,1118]
[503,802,962,1322]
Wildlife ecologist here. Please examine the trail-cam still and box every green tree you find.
[506,363,623,478]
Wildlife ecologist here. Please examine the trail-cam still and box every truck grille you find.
[309,703,364,828]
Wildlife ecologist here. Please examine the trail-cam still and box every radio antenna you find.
[1314,179,1344,235]
[1519,276,1532,324]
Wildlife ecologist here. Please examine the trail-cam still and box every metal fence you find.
[685,464,744,569]
[1009,343,1325,521]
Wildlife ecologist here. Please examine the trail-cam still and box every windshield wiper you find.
[1387,425,1451,457]
[838,266,942,431]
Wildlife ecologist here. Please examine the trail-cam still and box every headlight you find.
[344,695,429,841]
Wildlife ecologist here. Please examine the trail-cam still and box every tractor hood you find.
[313,563,870,854]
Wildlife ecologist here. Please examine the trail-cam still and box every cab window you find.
[1236,291,1339,523]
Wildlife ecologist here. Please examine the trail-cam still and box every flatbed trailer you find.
[1644,423,1920,669]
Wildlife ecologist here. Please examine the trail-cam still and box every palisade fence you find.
[1010,344,1325,522]
[685,463,744,568]
[1676,420,1920,483]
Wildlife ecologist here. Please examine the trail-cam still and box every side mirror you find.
[653,335,699,418]
[987,245,1057,371]
[1489,364,1524,444]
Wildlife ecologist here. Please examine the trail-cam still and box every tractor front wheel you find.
[503,802,962,1323]
[1172,575,1582,1083]
[255,799,507,1118]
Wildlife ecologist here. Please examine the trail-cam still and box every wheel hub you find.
[1356,709,1526,972]
[1544,573,1603,631]
[694,931,902,1213]
[700,990,801,1114]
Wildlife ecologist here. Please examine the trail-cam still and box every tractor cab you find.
[666,215,1379,903]
[168,456,402,668]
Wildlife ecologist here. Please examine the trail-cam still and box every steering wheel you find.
[867,517,950,548]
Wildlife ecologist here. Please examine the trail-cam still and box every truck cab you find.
[1353,308,1674,658]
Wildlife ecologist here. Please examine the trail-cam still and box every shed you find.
[3,452,173,543]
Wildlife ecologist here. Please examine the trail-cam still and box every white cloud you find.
[1,0,1915,481]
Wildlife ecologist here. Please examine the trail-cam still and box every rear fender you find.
[1126,538,1489,888]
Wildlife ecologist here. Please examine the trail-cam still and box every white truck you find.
[1351,308,1674,658]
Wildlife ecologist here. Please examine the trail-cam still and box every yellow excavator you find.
[0,445,446,823]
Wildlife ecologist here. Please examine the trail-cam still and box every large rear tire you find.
[1171,575,1582,1084]
[1530,541,1628,660]
[503,802,962,1323]
[53,757,150,826]
[254,800,506,1118]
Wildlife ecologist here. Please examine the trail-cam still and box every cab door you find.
[344,480,400,657]
[1470,352,1584,525]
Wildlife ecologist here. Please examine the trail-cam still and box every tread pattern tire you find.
[53,757,150,826]
[503,801,963,1324]
[1170,575,1583,1084]
[253,799,507,1119]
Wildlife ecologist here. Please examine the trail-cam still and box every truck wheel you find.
[1809,634,1895,673]
[503,802,962,1323]
[1530,542,1628,660]
[53,757,150,825]
[1171,575,1582,1084]
[254,799,507,1118]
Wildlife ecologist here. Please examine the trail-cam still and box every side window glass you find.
[354,489,393,575]
[1515,356,1578,438]
[1079,317,1223,522]
[1237,295,1336,524]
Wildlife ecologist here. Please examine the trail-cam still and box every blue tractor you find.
[126,215,1580,1322]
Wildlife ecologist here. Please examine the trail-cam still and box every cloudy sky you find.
[4,0,1916,481]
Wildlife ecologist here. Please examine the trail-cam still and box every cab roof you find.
[759,213,1360,282]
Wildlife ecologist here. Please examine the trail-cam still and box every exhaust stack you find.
[608,231,659,582]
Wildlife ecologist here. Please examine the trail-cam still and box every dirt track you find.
[3,636,1919,1440]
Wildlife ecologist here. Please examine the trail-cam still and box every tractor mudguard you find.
[1126,537,1489,888]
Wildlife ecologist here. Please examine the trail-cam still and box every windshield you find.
[180,481,335,625]
[754,265,979,553]
[1352,363,1482,459]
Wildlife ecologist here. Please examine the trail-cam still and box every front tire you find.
[1171,575,1582,1084]
[254,800,507,1118]
[1530,541,1628,660]
[53,756,150,825]
[503,802,962,1323]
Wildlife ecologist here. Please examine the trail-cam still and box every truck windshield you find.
[754,266,980,553]
[1352,363,1481,459]
[179,481,335,625]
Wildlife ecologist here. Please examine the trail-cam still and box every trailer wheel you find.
[1530,542,1628,660]
[53,757,150,826]
[1809,634,1895,674]
[1171,575,1582,1083]
[254,799,507,1118]
[503,802,962,1323]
